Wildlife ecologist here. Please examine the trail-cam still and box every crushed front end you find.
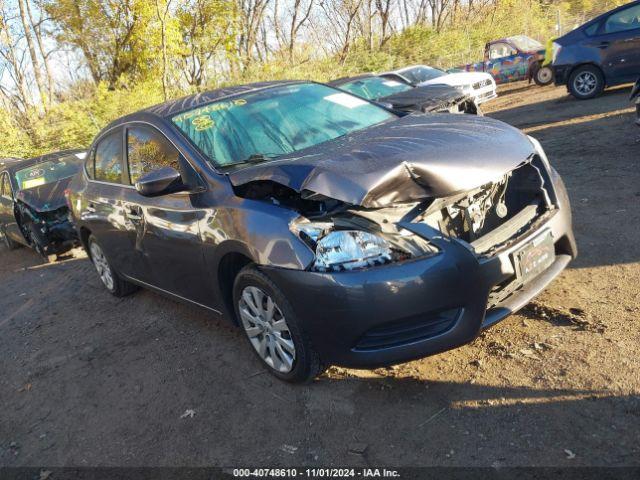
[17,201,79,257]
[257,141,575,368]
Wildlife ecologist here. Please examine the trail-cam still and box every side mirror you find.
[135,167,186,197]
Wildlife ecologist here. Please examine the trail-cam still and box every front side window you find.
[171,82,394,168]
[489,42,516,59]
[14,156,82,191]
[604,4,640,34]
[1,173,11,198]
[399,66,445,84]
[127,125,180,184]
[338,77,412,100]
[94,131,123,184]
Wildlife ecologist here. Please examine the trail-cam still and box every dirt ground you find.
[1,82,639,468]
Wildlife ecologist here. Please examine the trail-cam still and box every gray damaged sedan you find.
[67,81,577,382]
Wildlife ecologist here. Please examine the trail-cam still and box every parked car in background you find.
[327,74,479,114]
[631,78,640,126]
[461,35,553,86]
[553,1,640,99]
[381,65,497,105]
[68,80,575,383]
[0,150,84,259]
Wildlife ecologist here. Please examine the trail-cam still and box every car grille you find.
[353,308,461,351]
[472,79,493,90]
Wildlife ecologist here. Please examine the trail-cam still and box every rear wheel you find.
[233,265,325,383]
[88,235,138,297]
[568,65,604,99]
[534,64,554,86]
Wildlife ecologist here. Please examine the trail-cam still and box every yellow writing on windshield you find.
[173,98,247,123]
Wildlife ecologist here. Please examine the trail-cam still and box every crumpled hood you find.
[228,114,536,208]
[16,176,72,212]
[380,84,466,112]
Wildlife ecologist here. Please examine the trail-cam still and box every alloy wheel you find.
[574,71,597,96]
[238,286,296,373]
[90,242,114,291]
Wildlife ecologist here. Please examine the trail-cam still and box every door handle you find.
[86,203,96,213]
[596,41,610,49]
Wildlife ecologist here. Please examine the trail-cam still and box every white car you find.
[382,65,497,105]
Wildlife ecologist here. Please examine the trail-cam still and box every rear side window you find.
[94,131,124,184]
[126,125,180,184]
[604,4,640,34]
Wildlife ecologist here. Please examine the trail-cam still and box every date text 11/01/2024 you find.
[232,468,401,477]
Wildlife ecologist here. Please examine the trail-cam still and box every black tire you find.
[568,65,604,100]
[1,228,21,250]
[233,265,325,383]
[88,235,139,297]
[534,64,554,86]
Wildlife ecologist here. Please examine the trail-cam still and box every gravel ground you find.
[1,82,639,467]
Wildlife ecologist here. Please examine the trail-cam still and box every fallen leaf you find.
[180,409,195,419]
[281,444,298,454]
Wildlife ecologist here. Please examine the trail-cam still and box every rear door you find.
[120,123,211,305]
[80,127,135,275]
[596,3,640,83]
[0,171,23,244]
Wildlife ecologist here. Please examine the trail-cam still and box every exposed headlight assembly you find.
[292,220,437,272]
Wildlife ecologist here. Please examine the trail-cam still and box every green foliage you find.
[0,0,627,159]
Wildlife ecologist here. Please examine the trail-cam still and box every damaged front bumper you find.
[261,172,576,368]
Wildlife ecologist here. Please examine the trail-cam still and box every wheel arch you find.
[216,246,255,325]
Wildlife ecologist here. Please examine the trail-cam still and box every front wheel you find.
[88,235,138,297]
[534,65,554,86]
[233,265,325,383]
[568,65,604,99]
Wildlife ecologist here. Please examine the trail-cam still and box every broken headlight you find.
[315,230,392,271]
[293,220,437,272]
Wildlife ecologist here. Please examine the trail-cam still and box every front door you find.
[486,42,525,83]
[121,123,211,306]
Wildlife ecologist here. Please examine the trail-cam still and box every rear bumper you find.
[553,64,571,86]
[263,199,576,368]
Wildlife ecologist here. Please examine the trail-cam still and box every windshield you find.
[399,66,446,84]
[14,156,82,191]
[507,35,543,51]
[171,83,394,168]
[338,77,412,100]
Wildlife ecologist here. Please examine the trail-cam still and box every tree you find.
[45,0,155,89]
[176,0,237,87]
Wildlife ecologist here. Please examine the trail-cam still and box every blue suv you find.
[553,1,640,99]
